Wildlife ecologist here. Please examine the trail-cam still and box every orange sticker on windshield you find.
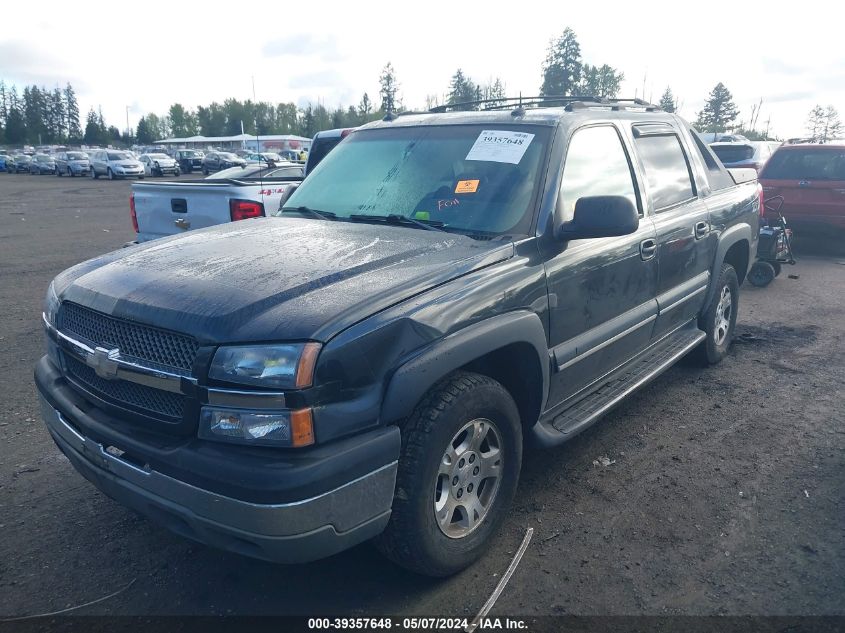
[455,179,480,194]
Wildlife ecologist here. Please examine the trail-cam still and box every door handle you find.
[694,221,709,239]
[640,238,657,261]
[174,218,191,230]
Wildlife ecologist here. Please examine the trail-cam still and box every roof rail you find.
[428,96,662,114]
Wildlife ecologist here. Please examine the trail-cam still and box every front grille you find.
[58,302,198,373]
[64,353,185,420]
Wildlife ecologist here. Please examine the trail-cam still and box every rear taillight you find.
[129,193,138,233]
[757,184,764,219]
[229,199,265,221]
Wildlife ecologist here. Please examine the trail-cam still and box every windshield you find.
[35,154,51,161]
[108,152,132,160]
[218,152,238,160]
[67,152,87,160]
[278,125,551,236]
[181,151,198,157]
[761,148,845,180]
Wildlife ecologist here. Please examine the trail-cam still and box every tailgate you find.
[130,181,296,242]
[132,181,240,241]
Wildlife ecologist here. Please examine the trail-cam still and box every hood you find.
[54,218,513,344]
[118,161,141,167]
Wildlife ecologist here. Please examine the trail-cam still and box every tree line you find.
[2,27,840,147]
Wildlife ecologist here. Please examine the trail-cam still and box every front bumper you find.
[36,358,399,563]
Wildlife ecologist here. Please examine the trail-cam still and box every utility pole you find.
[125,105,130,139]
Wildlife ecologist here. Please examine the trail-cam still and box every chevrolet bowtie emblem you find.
[86,347,121,380]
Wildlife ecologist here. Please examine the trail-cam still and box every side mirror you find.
[556,195,639,240]
[277,183,300,209]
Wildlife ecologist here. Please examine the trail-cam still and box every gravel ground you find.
[0,172,842,620]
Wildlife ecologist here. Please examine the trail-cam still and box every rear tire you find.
[374,371,522,577]
[772,262,782,277]
[694,263,739,365]
[748,261,776,287]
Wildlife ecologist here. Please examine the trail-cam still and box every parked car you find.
[0,153,10,172]
[175,150,204,174]
[29,154,56,175]
[55,151,90,177]
[209,164,304,180]
[88,150,145,180]
[759,142,845,232]
[139,153,181,177]
[10,154,32,173]
[37,99,760,576]
[244,152,284,166]
[202,151,247,174]
[710,141,780,173]
[129,162,303,242]
[304,128,354,175]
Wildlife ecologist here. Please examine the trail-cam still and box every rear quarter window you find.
[635,134,696,210]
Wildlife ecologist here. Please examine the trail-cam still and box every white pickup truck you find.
[129,163,304,243]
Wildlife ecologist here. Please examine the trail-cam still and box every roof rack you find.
[428,96,662,114]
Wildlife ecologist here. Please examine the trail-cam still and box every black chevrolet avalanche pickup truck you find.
[36,98,760,576]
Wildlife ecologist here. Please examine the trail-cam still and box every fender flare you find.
[380,311,550,425]
[702,223,753,310]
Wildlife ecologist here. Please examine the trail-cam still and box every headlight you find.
[199,407,314,447]
[208,342,320,389]
[44,281,60,326]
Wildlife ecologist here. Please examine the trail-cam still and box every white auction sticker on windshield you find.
[465,130,535,164]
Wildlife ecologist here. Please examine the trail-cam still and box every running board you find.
[537,327,706,444]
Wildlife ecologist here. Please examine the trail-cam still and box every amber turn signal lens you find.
[295,342,321,389]
[290,408,315,447]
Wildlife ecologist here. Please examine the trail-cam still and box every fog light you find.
[199,407,314,447]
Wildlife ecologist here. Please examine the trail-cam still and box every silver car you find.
[89,150,145,180]
[139,153,180,177]
[55,151,90,177]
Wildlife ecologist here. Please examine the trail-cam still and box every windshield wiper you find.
[348,213,446,232]
[280,206,337,221]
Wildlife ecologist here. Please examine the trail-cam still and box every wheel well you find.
[723,240,750,284]
[461,343,543,431]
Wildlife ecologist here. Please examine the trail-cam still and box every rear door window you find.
[635,134,696,211]
[761,148,845,180]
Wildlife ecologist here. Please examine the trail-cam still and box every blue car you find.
[0,154,9,172]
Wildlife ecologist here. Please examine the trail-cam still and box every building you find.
[154,133,311,153]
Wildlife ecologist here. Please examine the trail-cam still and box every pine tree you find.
[806,105,825,142]
[447,69,478,110]
[695,83,739,133]
[659,87,677,113]
[83,108,99,144]
[578,64,624,98]
[64,83,81,140]
[358,93,373,120]
[50,87,66,141]
[379,62,400,113]
[824,106,843,142]
[540,28,582,97]
[135,116,154,144]
[0,80,8,126]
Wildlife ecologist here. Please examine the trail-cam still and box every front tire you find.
[375,371,522,577]
[107,168,115,180]
[695,263,739,365]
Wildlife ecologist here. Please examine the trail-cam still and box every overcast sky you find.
[2,0,841,139]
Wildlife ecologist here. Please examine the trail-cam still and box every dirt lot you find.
[0,172,842,621]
